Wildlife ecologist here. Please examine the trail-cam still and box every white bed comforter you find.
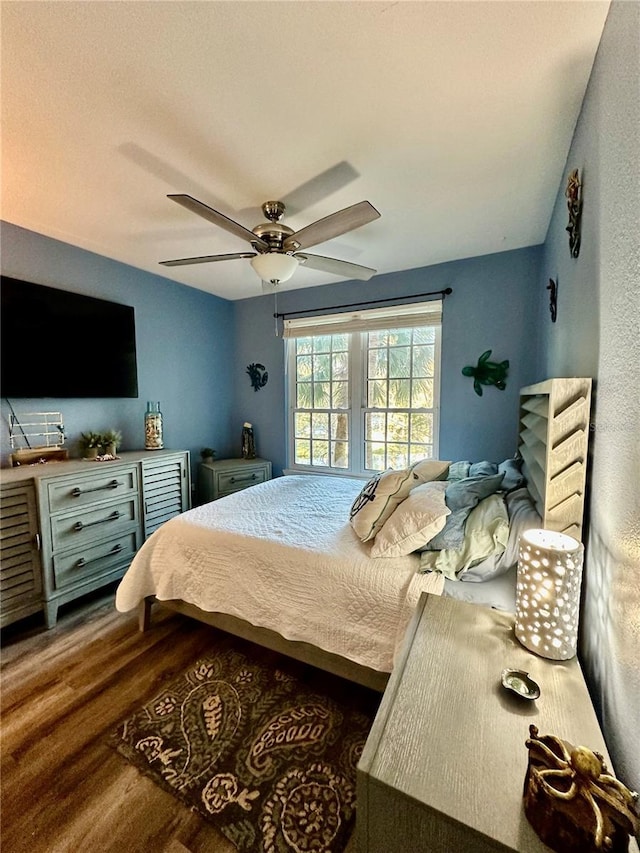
[116,474,443,672]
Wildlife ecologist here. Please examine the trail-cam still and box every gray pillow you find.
[424,472,505,551]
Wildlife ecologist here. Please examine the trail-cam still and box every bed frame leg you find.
[138,597,153,632]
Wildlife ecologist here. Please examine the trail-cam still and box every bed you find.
[115,378,591,691]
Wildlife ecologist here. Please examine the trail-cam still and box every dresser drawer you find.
[50,497,139,552]
[52,530,138,589]
[46,466,138,513]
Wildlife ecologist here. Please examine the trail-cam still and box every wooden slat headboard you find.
[518,377,592,541]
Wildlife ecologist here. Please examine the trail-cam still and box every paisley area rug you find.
[110,635,380,852]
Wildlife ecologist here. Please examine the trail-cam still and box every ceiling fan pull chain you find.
[274,289,279,337]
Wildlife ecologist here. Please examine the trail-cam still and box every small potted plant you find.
[200,447,216,464]
[102,429,123,457]
[80,431,103,459]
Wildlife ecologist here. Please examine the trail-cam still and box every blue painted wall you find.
[0,221,236,483]
[233,246,542,476]
[537,0,639,793]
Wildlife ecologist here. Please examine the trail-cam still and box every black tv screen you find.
[1,277,139,399]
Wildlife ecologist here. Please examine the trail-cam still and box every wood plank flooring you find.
[1,590,355,853]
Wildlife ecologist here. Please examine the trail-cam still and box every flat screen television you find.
[1,276,139,398]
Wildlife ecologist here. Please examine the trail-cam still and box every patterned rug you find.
[110,635,380,852]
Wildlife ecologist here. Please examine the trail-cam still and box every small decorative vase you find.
[145,401,164,450]
[241,422,256,459]
[105,443,117,456]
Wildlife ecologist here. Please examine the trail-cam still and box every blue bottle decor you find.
[145,401,164,450]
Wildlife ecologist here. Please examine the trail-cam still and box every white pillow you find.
[350,459,450,543]
[370,481,450,557]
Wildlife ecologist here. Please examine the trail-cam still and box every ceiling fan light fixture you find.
[250,252,299,284]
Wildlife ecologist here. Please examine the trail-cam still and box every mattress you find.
[116,474,444,672]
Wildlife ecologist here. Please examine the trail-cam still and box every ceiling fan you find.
[159,194,381,284]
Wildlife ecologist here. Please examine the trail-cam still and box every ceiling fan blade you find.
[283,201,380,252]
[295,253,377,281]
[159,252,256,267]
[167,194,269,250]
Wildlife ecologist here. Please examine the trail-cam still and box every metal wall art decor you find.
[565,168,582,258]
[547,278,558,323]
[246,362,268,391]
[461,350,509,396]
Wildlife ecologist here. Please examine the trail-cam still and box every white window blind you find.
[283,299,442,338]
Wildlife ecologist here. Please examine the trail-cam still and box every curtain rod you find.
[273,287,452,320]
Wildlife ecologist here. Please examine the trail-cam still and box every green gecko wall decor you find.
[462,350,509,396]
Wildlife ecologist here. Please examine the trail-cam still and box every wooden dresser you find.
[357,593,638,853]
[0,450,190,628]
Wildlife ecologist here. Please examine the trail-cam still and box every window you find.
[285,301,441,476]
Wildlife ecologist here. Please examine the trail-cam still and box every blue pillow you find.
[423,472,505,551]
[498,455,525,492]
[469,460,498,477]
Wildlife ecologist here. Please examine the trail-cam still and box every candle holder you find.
[515,528,584,660]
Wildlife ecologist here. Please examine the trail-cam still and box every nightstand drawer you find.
[217,466,268,496]
[198,459,272,503]
[52,530,138,589]
[50,497,139,552]
[46,466,138,513]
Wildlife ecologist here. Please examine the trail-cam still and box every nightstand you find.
[198,458,272,502]
[357,593,637,853]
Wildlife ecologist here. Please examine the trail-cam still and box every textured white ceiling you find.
[1,1,610,300]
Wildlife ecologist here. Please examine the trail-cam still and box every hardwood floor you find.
[1,590,249,853]
[1,590,359,853]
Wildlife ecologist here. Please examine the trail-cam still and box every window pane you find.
[411,378,434,408]
[410,413,433,442]
[413,326,435,345]
[312,412,329,438]
[387,412,409,442]
[332,351,348,380]
[368,379,388,408]
[368,330,388,348]
[313,354,331,380]
[297,382,312,408]
[368,348,387,379]
[296,338,313,355]
[332,381,348,409]
[332,333,349,351]
[294,412,311,438]
[313,336,331,353]
[387,444,408,469]
[294,439,311,465]
[313,382,331,408]
[388,328,411,346]
[410,443,432,463]
[296,354,312,380]
[312,440,329,466]
[365,412,386,441]
[389,379,411,408]
[365,442,387,470]
[412,345,434,377]
[331,412,349,441]
[389,346,411,378]
[331,441,349,468]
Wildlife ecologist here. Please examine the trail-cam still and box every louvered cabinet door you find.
[0,482,43,627]
[141,451,191,538]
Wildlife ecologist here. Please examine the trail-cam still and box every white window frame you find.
[285,301,442,478]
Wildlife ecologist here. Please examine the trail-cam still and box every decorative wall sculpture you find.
[565,168,582,258]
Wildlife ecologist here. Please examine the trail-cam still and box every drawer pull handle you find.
[229,473,257,484]
[75,543,124,569]
[70,479,122,498]
[73,510,122,531]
